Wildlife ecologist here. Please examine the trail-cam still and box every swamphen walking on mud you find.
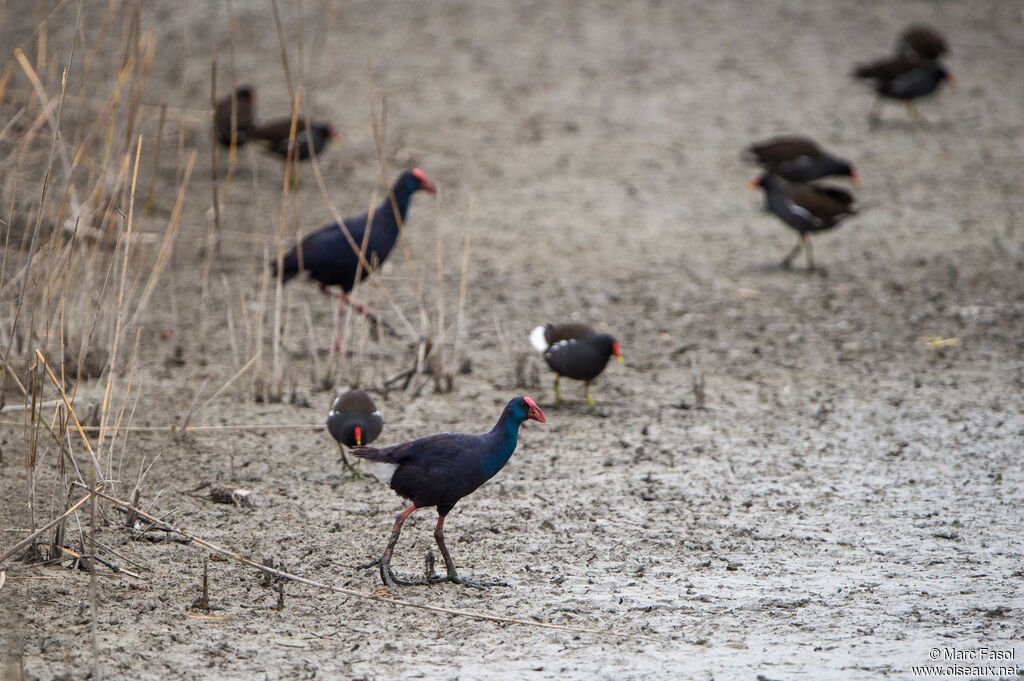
[530,323,623,409]
[327,389,383,476]
[750,173,857,271]
[354,396,546,590]
[270,169,437,346]
[745,136,858,184]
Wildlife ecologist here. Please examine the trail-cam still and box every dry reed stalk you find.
[0,421,328,433]
[222,275,240,367]
[222,0,240,194]
[104,329,141,481]
[0,484,97,564]
[34,349,102,480]
[142,101,167,216]
[97,135,142,450]
[192,354,259,419]
[1,21,79,403]
[208,50,222,258]
[451,220,473,373]
[128,151,197,327]
[69,484,661,643]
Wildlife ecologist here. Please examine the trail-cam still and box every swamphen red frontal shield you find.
[353,396,545,590]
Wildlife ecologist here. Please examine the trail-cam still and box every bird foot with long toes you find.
[355,556,505,589]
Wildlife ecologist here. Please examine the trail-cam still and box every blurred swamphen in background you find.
[749,172,857,271]
[745,135,858,184]
[270,168,437,347]
[327,389,383,476]
[354,396,546,589]
[530,323,622,409]
[214,86,255,147]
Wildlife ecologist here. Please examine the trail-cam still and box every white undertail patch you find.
[362,460,398,485]
[529,325,549,352]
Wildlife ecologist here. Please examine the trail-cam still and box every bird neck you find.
[383,183,415,224]
[480,413,523,478]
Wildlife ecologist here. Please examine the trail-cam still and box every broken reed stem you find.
[89,470,99,677]
[34,349,102,479]
[1,39,78,392]
[0,485,97,564]
[191,353,259,417]
[71,484,662,644]
[0,421,326,432]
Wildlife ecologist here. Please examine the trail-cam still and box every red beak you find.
[523,396,546,423]
[354,426,362,446]
[747,176,761,190]
[412,168,437,194]
[612,341,623,362]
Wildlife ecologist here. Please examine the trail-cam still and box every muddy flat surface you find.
[2,1,1023,679]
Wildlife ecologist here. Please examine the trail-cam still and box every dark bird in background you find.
[327,389,383,476]
[854,26,952,127]
[214,86,255,147]
[354,397,546,590]
[898,24,949,61]
[745,136,858,184]
[749,172,857,271]
[270,168,437,347]
[251,118,338,160]
[530,323,623,409]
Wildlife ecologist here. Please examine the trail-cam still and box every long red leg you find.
[376,504,416,589]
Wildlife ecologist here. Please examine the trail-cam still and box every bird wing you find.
[544,338,606,380]
[543,323,596,345]
[352,433,477,467]
[785,183,856,223]
[853,54,919,81]
[748,136,822,167]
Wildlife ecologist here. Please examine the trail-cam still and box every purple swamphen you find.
[270,169,436,346]
[327,389,383,476]
[353,396,546,590]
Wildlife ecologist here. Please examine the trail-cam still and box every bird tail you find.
[350,447,397,484]
[269,249,300,284]
[529,325,549,352]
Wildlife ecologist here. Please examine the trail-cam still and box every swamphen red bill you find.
[530,323,623,409]
[327,389,383,476]
[353,396,545,590]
